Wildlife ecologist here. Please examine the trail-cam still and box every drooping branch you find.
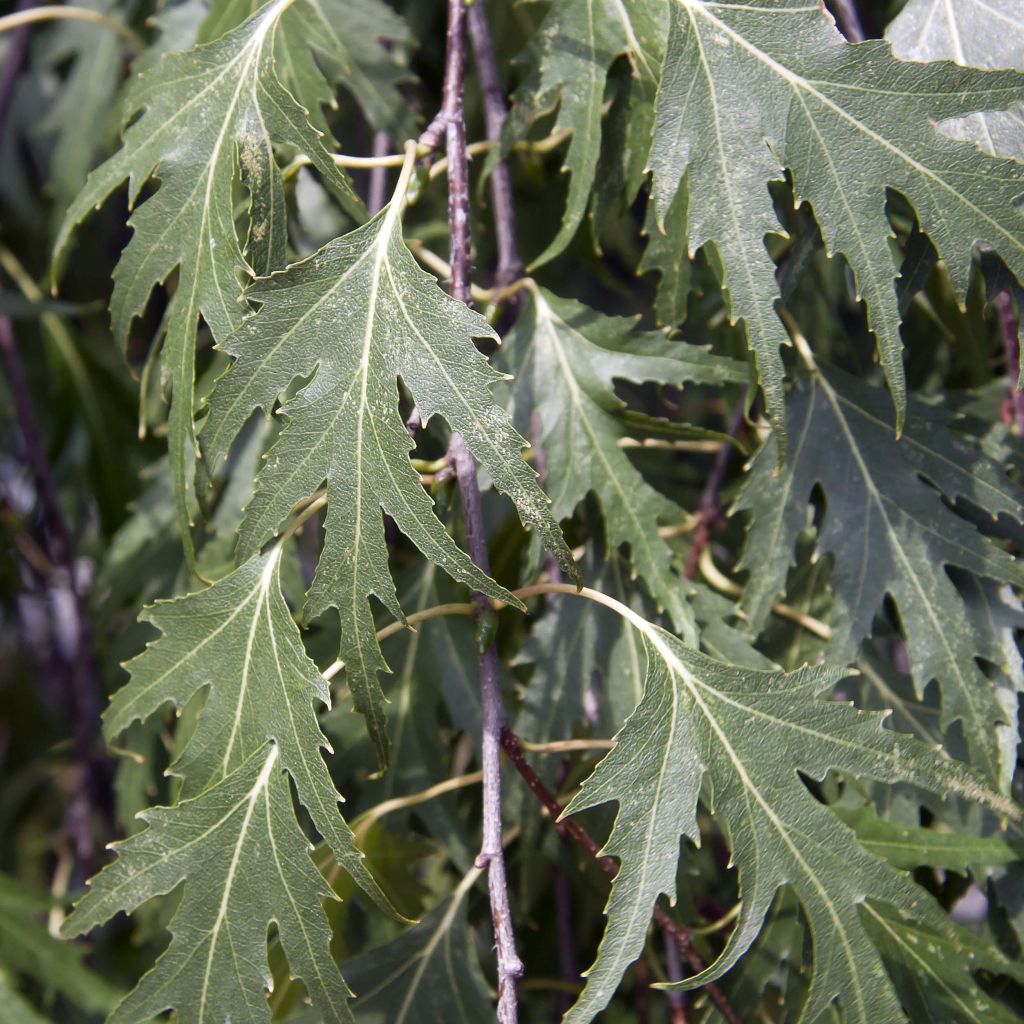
[684,397,747,580]
[996,289,1024,436]
[500,726,741,1024]
[432,1,524,1019]
[466,1,522,288]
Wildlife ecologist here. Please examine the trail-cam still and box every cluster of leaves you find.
[1,0,1024,1021]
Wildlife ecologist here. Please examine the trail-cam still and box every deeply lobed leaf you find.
[52,0,362,565]
[504,286,745,640]
[735,367,1024,783]
[63,745,355,1024]
[562,612,1018,1023]
[649,0,1024,444]
[201,197,576,768]
[102,547,395,916]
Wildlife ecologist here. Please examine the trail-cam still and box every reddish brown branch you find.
[685,398,747,580]
[996,289,1024,436]
[500,727,741,1024]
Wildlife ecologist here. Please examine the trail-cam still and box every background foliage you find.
[1,0,1024,1021]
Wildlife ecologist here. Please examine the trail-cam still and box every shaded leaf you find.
[863,902,1024,1024]
[735,367,1024,782]
[504,286,745,639]
[0,875,119,1016]
[506,0,665,267]
[649,0,1024,442]
[834,804,1024,872]
[343,871,492,1023]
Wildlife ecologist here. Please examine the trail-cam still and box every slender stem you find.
[452,436,526,1019]
[698,547,833,640]
[434,2,523,1017]
[0,4,141,44]
[467,1,522,288]
[352,770,484,842]
[367,130,393,215]
[828,0,865,41]
[443,15,472,305]
[684,398,747,580]
[333,145,428,170]
[664,932,690,1024]
[322,601,475,680]
[500,727,741,1024]
[996,289,1024,435]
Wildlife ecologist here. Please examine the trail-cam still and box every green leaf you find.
[507,0,665,267]
[198,0,413,135]
[201,195,575,769]
[103,547,397,917]
[53,0,361,567]
[886,0,1024,161]
[504,286,745,639]
[734,368,1024,783]
[63,744,355,1024]
[649,0,1024,443]
[343,871,493,1023]
[863,902,1024,1024]
[561,611,1018,1024]
[34,0,125,209]
[0,969,49,1024]
[0,875,119,1016]
[834,804,1024,872]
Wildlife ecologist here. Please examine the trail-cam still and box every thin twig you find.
[367,130,393,215]
[0,3,141,44]
[685,399,747,579]
[698,547,833,640]
[436,1,523,1018]
[500,727,741,1024]
[467,1,522,288]
[996,289,1024,435]
[452,436,526,1020]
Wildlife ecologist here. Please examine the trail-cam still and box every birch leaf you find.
[201,195,576,769]
[504,286,745,640]
[734,368,1024,783]
[62,745,356,1024]
[52,0,360,566]
[649,0,1024,444]
[102,548,397,918]
[562,612,1018,1024]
